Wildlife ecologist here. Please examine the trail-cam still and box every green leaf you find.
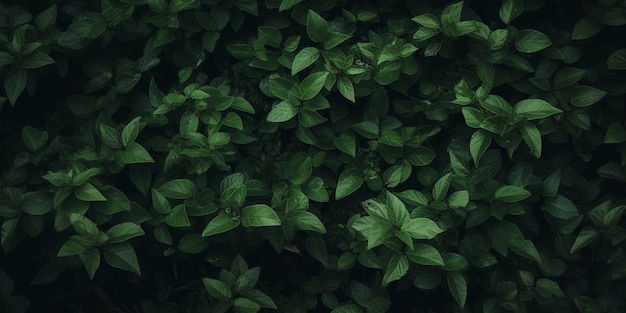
[607,48,626,69]
[407,243,444,266]
[158,179,196,199]
[244,289,277,309]
[382,253,409,285]
[570,226,600,253]
[499,0,524,24]
[520,124,543,157]
[515,29,552,53]
[5,69,27,105]
[441,1,464,25]
[553,67,587,89]
[103,242,141,275]
[75,183,107,202]
[334,133,356,157]
[306,10,328,43]
[335,169,364,200]
[22,51,55,69]
[543,195,579,219]
[448,190,469,208]
[20,191,53,215]
[299,71,328,100]
[99,124,122,149]
[267,101,299,122]
[58,237,86,257]
[105,222,145,244]
[241,204,281,227]
[79,248,100,280]
[290,157,312,185]
[165,204,191,228]
[432,173,452,202]
[570,86,606,107]
[121,117,141,147]
[379,129,403,147]
[401,218,444,240]
[407,147,436,166]
[279,0,302,12]
[480,95,513,117]
[337,78,355,102]
[232,297,261,313]
[514,99,562,120]
[0,51,16,67]
[35,4,57,30]
[447,272,467,308]
[22,125,48,151]
[535,279,565,298]
[289,211,326,234]
[605,123,626,144]
[303,177,329,202]
[203,277,232,301]
[495,185,532,203]
[470,130,491,165]
[572,17,600,40]
[292,47,320,76]
[202,212,241,237]
[119,142,154,164]
[411,14,440,29]
[331,304,362,313]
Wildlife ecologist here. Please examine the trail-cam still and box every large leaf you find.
[514,99,562,120]
[447,272,467,308]
[291,47,320,75]
[382,253,409,285]
[335,169,364,200]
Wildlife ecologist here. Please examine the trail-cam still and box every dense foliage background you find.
[1,0,626,312]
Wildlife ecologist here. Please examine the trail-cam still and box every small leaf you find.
[407,243,444,266]
[102,242,141,275]
[337,77,355,102]
[335,169,364,200]
[570,226,600,253]
[5,69,27,105]
[299,71,329,100]
[499,0,524,24]
[267,101,299,122]
[495,185,532,203]
[291,47,320,75]
[382,253,409,285]
[306,10,328,43]
[515,29,552,53]
[203,277,233,301]
[514,99,562,120]
[241,204,281,227]
[607,48,626,70]
[202,212,241,237]
[447,272,467,308]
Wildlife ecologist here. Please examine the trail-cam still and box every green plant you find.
[1,0,626,312]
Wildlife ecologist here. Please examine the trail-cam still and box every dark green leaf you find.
[535,279,564,298]
[447,272,467,308]
[515,29,552,53]
[103,242,141,275]
[499,0,524,24]
[5,69,27,105]
[514,99,562,120]
[306,10,328,43]
[495,185,531,202]
[79,248,100,280]
[382,253,409,285]
[119,142,154,164]
[607,48,626,69]
[570,226,600,253]
[335,169,364,200]
[203,277,232,301]
[75,183,107,202]
[441,1,464,25]
[267,101,299,122]
[299,71,328,100]
[572,17,600,40]
[401,218,444,239]
[337,77,355,102]
[165,204,191,228]
[158,179,196,199]
[292,47,320,76]
[407,243,444,266]
[290,211,326,233]
[20,191,53,215]
[543,195,579,219]
[105,223,144,244]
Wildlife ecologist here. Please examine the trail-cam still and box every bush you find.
[1,0,626,312]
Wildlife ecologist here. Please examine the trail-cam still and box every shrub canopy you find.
[1,0,626,312]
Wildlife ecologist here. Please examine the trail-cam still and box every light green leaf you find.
[515,29,552,53]
[441,1,464,25]
[432,173,452,202]
[232,297,261,313]
[335,169,364,200]
[267,101,299,122]
[105,222,145,244]
[292,47,320,75]
[299,71,328,100]
[520,124,542,157]
[514,99,562,120]
[448,190,469,208]
[158,179,196,199]
[411,14,440,29]
[495,185,532,202]
[407,243,444,266]
[470,130,491,165]
[75,183,107,202]
[202,212,241,236]
[382,253,409,285]
[118,142,154,164]
[241,204,281,227]
[337,77,355,102]
[401,218,444,239]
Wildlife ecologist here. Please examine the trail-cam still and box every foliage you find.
[1,0,626,312]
